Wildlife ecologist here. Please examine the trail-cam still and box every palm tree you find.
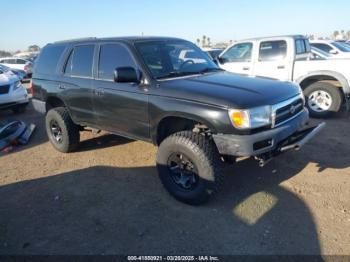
[333,30,339,39]
[202,35,207,47]
[196,38,201,46]
[207,37,211,47]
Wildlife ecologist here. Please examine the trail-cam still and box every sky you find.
[1,0,350,51]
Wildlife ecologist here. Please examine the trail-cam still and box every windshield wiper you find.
[198,67,224,74]
[156,71,199,80]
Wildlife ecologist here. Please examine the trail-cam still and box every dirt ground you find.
[0,97,349,255]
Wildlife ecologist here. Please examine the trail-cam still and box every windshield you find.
[332,41,350,52]
[135,40,220,79]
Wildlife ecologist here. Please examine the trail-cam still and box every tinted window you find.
[332,42,350,52]
[3,59,15,64]
[65,45,94,77]
[259,40,287,61]
[295,39,306,54]
[221,43,253,62]
[135,40,216,79]
[311,43,333,53]
[184,51,197,59]
[16,59,26,64]
[36,44,66,75]
[98,44,136,80]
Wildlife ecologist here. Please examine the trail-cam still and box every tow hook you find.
[255,154,273,167]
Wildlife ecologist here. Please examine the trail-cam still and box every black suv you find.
[32,37,324,205]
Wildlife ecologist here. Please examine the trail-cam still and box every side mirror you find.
[329,49,338,55]
[114,67,140,83]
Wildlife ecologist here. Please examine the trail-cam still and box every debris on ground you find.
[0,120,36,153]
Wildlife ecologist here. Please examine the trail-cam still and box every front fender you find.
[149,96,232,143]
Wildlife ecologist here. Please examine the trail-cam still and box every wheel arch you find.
[45,96,67,112]
[154,113,218,145]
[295,71,350,95]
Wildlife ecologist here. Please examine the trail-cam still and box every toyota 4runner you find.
[32,37,324,205]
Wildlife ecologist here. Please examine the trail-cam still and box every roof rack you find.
[53,37,97,44]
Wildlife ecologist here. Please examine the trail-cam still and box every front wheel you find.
[156,131,224,205]
[304,82,343,118]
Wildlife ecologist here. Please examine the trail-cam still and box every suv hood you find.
[155,71,300,109]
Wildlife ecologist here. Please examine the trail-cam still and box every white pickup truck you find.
[217,35,350,117]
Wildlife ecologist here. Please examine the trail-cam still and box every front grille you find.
[273,97,304,127]
[0,85,10,95]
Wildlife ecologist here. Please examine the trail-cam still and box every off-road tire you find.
[45,107,80,153]
[157,131,224,205]
[304,82,343,118]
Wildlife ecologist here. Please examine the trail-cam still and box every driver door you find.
[92,42,150,140]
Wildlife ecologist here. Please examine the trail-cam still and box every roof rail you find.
[53,37,97,44]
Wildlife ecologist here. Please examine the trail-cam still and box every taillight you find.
[24,65,29,72]
[28,81,33,95]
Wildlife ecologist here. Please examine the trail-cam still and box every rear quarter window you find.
[35,44,67,75]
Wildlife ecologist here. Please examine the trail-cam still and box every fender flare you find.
[295,70,350,95]
[152,112,220,144]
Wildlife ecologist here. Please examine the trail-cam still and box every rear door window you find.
[259,40,287,61]
[65,45,95,77]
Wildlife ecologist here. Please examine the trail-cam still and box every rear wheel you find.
[156,131,224,205]
[45,107,80,153]
[304,82,343,118]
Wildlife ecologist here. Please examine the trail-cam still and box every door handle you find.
[58,84,66,90]
[93,88,104,96]
[242,67,250,71]
[277,65,285,69]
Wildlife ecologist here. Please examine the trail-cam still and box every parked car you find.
[0,57,33,78]
[218,35,350,117]
[310,46,334,60]
[0,66,29,113]
[310,40,350,58]
[0,64,26,81]
[32,36,324,205]
[202,47,224,60]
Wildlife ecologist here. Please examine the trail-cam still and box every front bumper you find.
[213,109,325,157]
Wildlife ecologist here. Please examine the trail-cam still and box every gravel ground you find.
[0,97,349,255]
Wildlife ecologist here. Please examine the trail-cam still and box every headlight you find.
[228,105,271,129]
[13,81,22,91]
[295,84,305,104]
